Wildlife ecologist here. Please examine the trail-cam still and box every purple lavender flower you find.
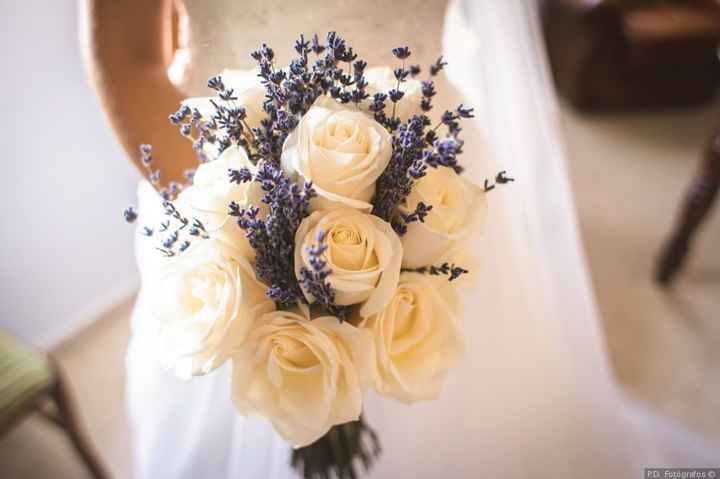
[207,75,224,92]
[391,46,411,60]
[123,206,138,223]
[228,167,253,184]
[429,56,447,76]
[298,230,352,321]
[404,262,469,282]
[233,161,316,307]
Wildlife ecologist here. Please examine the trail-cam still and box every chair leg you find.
[656,130,720,285]
[49,359,110,479]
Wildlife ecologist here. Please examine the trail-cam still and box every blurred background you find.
[0,0,138,347]
[0,1,137,477]
[1,0,719,478]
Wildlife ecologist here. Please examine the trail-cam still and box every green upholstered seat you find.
[0,330,53,425]
[0,330,108,478]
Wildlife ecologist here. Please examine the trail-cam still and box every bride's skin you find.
[81,0,193,186]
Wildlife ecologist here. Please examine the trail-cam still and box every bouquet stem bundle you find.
[292,415,380,479]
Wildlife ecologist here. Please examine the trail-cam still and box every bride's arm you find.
[80,0,194,186]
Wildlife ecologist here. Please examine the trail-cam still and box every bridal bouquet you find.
[126,32,511,478]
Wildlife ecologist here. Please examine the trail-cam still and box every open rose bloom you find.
[132,34,497,451]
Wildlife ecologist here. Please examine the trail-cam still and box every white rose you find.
[231,310,376,447]
[177,145,263,258]
[358,272,463,403]
[401,166,486,268]
[281,96,392,211]
[362,66,424,122]
[145,238,275,379]
[295,208,402,317]
[182,69,265,160]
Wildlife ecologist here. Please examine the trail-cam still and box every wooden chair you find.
[541,0,720,111]
[656,126,720,285]
[0,330,109,479]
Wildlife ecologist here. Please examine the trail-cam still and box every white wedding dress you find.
[126,1,719,478]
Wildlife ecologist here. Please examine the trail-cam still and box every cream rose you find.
[358,272,463,403]
[182,69,265,160]
[281,96,392,211]
[231,310,375,447]
[295,208,402,317]
[401,166,486,268]
[362,66,424,122]
[145,238,275,379]
[177,145,263,258]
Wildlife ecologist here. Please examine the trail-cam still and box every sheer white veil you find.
[442,0,718,472]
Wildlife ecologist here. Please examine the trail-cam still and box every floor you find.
[0,300,134,479]
[562,101,720,441]
[1,102,719,478]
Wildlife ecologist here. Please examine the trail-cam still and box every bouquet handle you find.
[291,415,381,479]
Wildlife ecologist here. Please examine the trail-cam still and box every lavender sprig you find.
[429,55,447,76]
[230,162,316,307]
[483,170,516,192]
[123,206,138,223]
[169,102,217,164]
[400,201,432,226]
[138,144,168,198]
[369,48,483,235]
[404,262,469,282]
[298,230,352,322]
[371,115,428,231]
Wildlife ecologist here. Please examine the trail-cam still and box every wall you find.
[0,0,140,346]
